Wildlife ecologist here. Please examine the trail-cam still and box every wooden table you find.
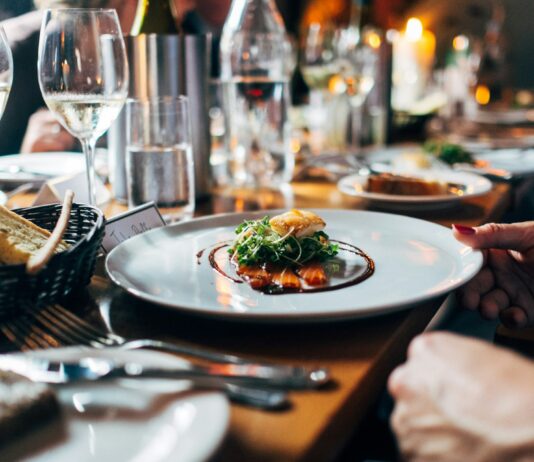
[6,181,512,462]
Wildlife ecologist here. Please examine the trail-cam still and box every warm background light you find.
[366,31,382,49]
[405,17,423,41]
[452,35,469,52]
[475,85,491,105]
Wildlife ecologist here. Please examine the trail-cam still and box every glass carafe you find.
[219,0,294,188]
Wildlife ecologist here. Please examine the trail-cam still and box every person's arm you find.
[388,332,534,462]
[452,222,534,328]
[20,109,75,153]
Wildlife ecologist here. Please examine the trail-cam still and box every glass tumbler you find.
[126,96,195,222]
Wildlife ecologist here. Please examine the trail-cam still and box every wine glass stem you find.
[349,102,364,154]
[81,138,97,206]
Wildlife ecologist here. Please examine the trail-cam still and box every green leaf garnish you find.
[228,216,338,266]
[423,140,474,165]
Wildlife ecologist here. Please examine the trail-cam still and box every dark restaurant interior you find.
[0,0,532,461]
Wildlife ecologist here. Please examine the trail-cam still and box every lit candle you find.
[392,18,436,111]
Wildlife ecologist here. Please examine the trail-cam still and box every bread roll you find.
[0,205,68,265]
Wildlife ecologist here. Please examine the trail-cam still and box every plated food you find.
[423,140,476,166]
[106,209,483,321]
[198,209,375,294]
[1,348,230,462]
[338,167,492,210]
[366,172,455,196]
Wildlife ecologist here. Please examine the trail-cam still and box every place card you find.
[101,202,166,253]
[33,171,110,206]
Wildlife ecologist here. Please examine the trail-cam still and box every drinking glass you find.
[335,28,378,151]
[300,23,348,153]
[0,25,13,119]
[126,96,195,223]
[300,23,340,96]
[38,9,128,205]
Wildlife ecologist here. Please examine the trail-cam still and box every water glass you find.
[126,96,195,222]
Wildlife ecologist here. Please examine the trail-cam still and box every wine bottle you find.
[130,0,180,35]
[351,0,373,29]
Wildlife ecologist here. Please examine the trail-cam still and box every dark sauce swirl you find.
[199,239,374,295]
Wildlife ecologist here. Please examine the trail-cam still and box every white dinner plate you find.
[337,169,492,210]
[0,348,230,462]
[105,209,483,322]
[365,144,533,180]
[0,152,85,186]
[473,149,534,178]
[467,108,534,125]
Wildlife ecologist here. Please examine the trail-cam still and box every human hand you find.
[388,332,534,462]
[20,109,76,153]
[452,222,534,328]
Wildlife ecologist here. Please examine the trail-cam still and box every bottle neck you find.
[223,0,286,36]
[130,0,180,35]
[349,0,372,30]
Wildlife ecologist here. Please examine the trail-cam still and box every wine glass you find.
[300,23,347,153]
[0,25,13,119]
[335,27,378,152]
[300,23,340,99]
[38,8,128,205]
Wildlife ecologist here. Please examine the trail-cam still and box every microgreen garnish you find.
[229,216,338,266]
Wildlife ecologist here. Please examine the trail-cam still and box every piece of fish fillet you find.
[271,267,301,289]
[269,209,325,238]
[297,262,328,286]
[236,265,272,289]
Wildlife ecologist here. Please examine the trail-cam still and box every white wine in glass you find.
[0,25,13,120]
[300,23,340,94]
[38,9,128,205]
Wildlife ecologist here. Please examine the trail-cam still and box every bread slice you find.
[0,205,68,265]
[0,370,61,448]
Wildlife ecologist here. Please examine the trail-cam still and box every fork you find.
[15,304,329,389]
[1,313,290,410]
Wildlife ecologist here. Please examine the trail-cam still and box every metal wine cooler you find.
[108,33,212,201]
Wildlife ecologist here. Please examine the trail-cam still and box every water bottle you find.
[219,0,294,188]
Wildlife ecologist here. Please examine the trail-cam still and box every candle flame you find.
[405,18,423,42]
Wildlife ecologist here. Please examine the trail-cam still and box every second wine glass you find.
[38,8,128,205]
[0,24,13,120]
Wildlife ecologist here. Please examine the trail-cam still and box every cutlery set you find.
[0,304,331,410]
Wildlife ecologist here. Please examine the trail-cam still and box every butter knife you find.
[0,355,329,389]
[0,355,289,409]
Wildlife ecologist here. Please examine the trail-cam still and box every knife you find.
[0,355,329,389]
[0,355,291,409]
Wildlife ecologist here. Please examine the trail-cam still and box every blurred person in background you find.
[0,0,138,155]
[0,0,231,156]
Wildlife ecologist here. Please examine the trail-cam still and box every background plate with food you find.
[365,143,514,182]
[337,169,492,211]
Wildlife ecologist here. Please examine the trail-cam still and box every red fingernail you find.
[452,224,475,235]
